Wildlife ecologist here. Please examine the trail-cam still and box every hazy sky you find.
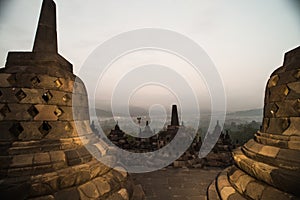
[0,0,299,111]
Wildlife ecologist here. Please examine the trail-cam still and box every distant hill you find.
[90,106,148,117]
[89,108,113,117]
[227,108,263,117]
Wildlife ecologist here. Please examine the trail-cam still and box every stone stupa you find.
[207,46,300,199]
[0,0,140,199]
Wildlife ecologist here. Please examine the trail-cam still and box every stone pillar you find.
[0,1,138,199]
[207,46,300,200]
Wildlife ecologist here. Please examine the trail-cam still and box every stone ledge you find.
[233,148,300,196]
[242,139,300,170]
[228,166,296,200]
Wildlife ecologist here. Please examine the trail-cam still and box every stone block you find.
[32,164,53,175]
[287,140,300,150]
[220,187,235,200]
[30,182,52,197]
[92,177,111,196]
[277,70,298,85]
[287,82,300,99]
[44,121,76,140]
[60,79,74,93]
[75,170,91,185]
[19,88,44,104]
[78,181,99,199]
[261,118,269,133]
[117,188,129,200]
[104,170,121,189]
[0,73,12,87]
[0,88,20,103]
[54,187,80,200]
[276,148,300,164]
[33,153,51,165]
[251,161,274,185]
[269,85,289,102]
[38,75,59,90]
[65,150,81,166]
[259,145,280,158]
[266,118,290,134]
[245,181,265,200]
[34,105,58,121]
[235,174,253,194]
[11,154,34,167]
[270,168,300,196]
[0,121,16,141]
[49,151,66,163]
[261,187,293,200]
[18,122,43,140]
[276,100,299,117]
[59,173,77,189]
[283,117,300,136]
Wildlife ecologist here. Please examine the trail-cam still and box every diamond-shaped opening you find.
[7,74,17,85]
[284,86,290,96]
[268,75,279,88]
[270,103,279,117]
[15,89,27,102]
[30,76,41,86]
[65,122,73,132]
[39,121,52,136]
[0,104,11,118]
[27,105,39,118]
[9,122,24,137]
[54,107,63,117]
[297,99,300,112]
[42,91,53,103]
[294,70,300,79]
[62,94,71,102]
[54,79,63,88]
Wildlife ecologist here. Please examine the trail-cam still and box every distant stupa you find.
[171,105,179,127]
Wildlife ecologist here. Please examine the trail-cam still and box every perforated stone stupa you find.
[0,0,138,199]
[207,46,300,200]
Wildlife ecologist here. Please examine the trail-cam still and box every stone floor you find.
[131,167,223,200]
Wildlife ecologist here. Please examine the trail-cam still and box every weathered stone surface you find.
[283,117,300,136]
[78,181,99,199]
[92,177,111,196]
[266,117,290,134]
[11,154,34,168]
[33,153,51,165]
[276,100,299,117]
[286,82,300,99]
[268,85,290,102]
[54,187,80,200]
[245,181,265,200]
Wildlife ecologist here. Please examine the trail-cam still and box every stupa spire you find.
[171,104,179,126]
[33,0,58,53]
